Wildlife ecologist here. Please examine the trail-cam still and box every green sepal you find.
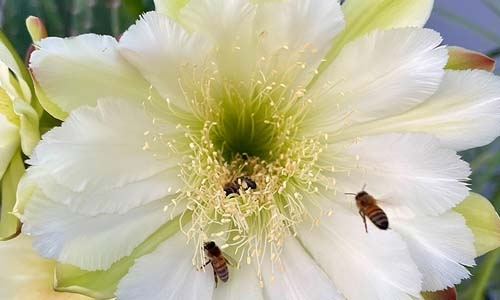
[153,0,190,20]
[454,192,500,256]
[13,97,40,156]
[0,151,24,240]
[32,76,68,121]
[445,46,496,72]
[422,287,457,300]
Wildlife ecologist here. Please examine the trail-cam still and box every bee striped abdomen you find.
[365,205,389,229]
[213,258,229,282]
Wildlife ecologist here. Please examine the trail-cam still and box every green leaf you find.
[454,193,500,256]
[0,151,24,240]
[55,213,190,299]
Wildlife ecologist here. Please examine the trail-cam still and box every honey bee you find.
[346,189,389,233]
[223,176,257,196]
[202,241,232,287]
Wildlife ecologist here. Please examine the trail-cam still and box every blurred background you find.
[0,0,498,299]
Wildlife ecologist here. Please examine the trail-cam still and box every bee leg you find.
[197,260,211,271]
[358,210,368,233]
[213,269,218,288]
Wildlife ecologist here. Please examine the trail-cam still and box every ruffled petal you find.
[28,99,183,200]
[53,216,186,299]
[179,0,256,83]
[260,237,343,300]
[338,70,500,151]
[325,133,470,216]
[119,11,212,112]
[298,202,422,300]
[252,0,344,89]
[392,212,475,291]
[306,28,446,132]
[19,166,181,215]
[116,232,214,300]
[20,187,177,271]
[30,34,153,117]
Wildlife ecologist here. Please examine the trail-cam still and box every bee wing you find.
[223,252,238,268]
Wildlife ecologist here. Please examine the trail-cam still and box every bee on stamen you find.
[223,176,257,196]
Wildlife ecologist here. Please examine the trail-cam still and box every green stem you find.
[471,249,500,300]
[435,7,500,45]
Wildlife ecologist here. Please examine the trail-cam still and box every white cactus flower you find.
[15,0,500,299]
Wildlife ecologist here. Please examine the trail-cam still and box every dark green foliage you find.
[0,0,154,57]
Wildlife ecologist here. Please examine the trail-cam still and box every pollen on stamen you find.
[139,45,347,283]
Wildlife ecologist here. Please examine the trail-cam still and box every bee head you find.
[355,191,368,199]
[204,241,216,250]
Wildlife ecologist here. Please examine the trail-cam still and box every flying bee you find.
[345,189,389,233]
[202,241,232,287]
[223,176,257,196]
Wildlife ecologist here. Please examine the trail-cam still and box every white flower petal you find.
[327,133,470,216]
[20,165,180,215]
[339,70,500,151]
[253,0,344,89]
[306,28,446,132]
[21,187,176,271]
[179,0,256,83]
[28,99,183,197]
[213,263,264,300]
[392,212,475,291]
[119,11,212,112]
[298,203,422,300]
[30,34,153,115]
[260,237,343,300]
[116,232,214,300]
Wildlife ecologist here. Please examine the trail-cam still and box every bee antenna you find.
[361,183,367,191]
[344,192,357,196]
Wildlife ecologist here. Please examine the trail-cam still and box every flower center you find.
[145,55,333,276]
[167,77,329,274]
